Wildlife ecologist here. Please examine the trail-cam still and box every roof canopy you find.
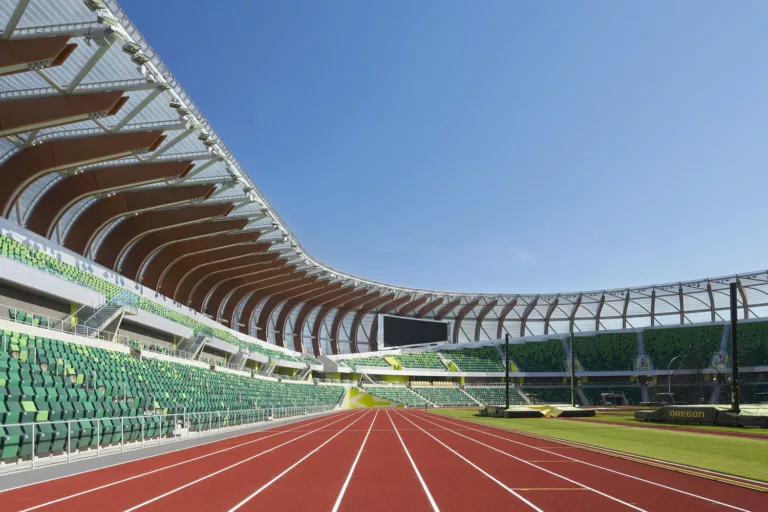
[1,1,766,355]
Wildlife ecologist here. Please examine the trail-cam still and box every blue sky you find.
[128,1,768,294]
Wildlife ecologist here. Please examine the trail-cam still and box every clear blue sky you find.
[128,1,768,294]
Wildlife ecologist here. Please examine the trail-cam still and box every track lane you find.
[54,411,361,512]
[235,410,379,511]
[399,410,641,511]
[388,409,539,511]
[3,410,355,512]
[132,410,370,511]
[416,410,766,511]
[336,409,438,512]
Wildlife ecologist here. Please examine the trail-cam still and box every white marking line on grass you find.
[403,411,643,512]
[418,412,752,512]
[507,427,768,486]
[229,410,373,511]
[386,410,441,512]
[16,411,354,512]
[331,409,379,512]
[123,410,365,512]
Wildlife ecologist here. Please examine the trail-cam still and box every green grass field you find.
[577,409,768,435]
[429,408,768,482]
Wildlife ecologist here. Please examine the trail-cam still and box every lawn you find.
[429,408,768,482]
[576,409,768,435]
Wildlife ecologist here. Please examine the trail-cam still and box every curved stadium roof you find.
[1,0,766,356]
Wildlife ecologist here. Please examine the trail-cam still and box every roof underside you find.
[1,1,766,356]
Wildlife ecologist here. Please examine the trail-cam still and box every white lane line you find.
[385,410,441,512]
[229,410,373,511]
[396,411,544,512]
[3,410,343,496]
[488,425,768,486]
[403,411,643,512]
[331,409,379,512]
[17,410,355,512]
[417,411,751,512]
[123,410,365,512]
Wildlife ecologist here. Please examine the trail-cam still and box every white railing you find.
[1,305,201,362]
[3,304,128,345]
[0,404,335,475]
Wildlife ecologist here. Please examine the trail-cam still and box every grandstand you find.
[364,385,428,407]
[521,386,572,404]
[730,321,768,368]
[441,346,504,372]
[507,339,566,372]
[574,332,638,372]
[0,327,343,460]
[644,325,723,370]
[394,352,445,370]
[412,384,477,407]
[464,386,527,406]
[340,356,391,371]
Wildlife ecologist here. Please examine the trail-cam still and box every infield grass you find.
[576,410,768,435]
[429,408,768,482]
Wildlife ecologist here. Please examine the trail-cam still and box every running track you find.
[2,409,767,511]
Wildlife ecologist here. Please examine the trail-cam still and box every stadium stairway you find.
[412,385,476,407]
[459,387,482,406]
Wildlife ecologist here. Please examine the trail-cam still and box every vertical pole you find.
[31,424,35,469]
[505,333,510,410]
[570,332,576,407]
[730,282,740,413]
[67,421,71,463]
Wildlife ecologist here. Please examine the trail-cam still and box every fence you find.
[0,404,335,475]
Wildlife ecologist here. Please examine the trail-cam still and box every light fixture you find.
[97,12,121,28]
[203,139,216,147]
[169,98,182,109]
[198,131,210,141]
[122,42,141,55]
[84,0,108,11]
[177,107,192,116]
[131,53,151,65]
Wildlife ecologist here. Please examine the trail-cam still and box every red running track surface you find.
[1,408,766,511]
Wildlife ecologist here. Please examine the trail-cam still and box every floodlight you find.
[156,83,172,91]
[169,98,182,109]
[198,131,210,141]
[97,12,120,28]
[177,107,192,116]
[101,24,127,44]
[122,42,141,55]
[83,0,108,12]
[203,139,217,147]
[131,53,151,65]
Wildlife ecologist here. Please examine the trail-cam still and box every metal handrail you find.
[2,303,130,346]
[1,306,204,363]
[1,404,335,473]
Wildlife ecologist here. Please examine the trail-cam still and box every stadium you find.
[0,1,767,510]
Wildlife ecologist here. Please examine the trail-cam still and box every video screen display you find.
[381,314,449,348]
